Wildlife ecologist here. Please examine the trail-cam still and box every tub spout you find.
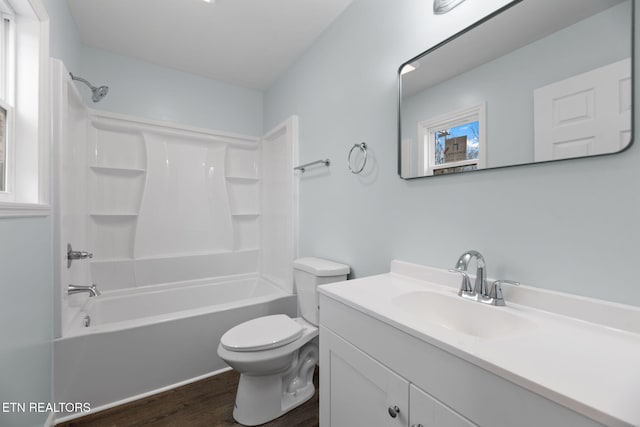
[68,284,101,297]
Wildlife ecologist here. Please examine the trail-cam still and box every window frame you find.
[0,97,14,197]
[0,8,14,197]
[417,103,487,176]
[0,0,50,217]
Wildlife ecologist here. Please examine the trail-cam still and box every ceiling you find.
[66,0,353,90]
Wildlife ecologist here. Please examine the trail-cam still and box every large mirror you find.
[398,0,633,179]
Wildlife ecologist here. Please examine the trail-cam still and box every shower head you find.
[91,85,109,103]
[69,72,109,103]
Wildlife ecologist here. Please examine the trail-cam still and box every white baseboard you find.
[53,367,232,424]
[44,411,55,427]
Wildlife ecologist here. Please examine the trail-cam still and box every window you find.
[418,104,486,176]
[0,4,14,193]
[0,0,49,215]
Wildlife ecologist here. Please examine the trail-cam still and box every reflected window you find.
[418,104,486,176]
[435,121,479,166]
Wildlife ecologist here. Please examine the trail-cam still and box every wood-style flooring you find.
[56,369,319,427]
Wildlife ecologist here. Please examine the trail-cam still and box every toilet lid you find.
[220,314,303,352]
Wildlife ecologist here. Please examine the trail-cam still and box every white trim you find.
[289,116,299,261]
[36,6,49,205]
[0,12,16,103]
[43,410,55,427]
[0,0,50,206]
[0,201,50,217]
[431,158,479,170]
[259,115,299,293]
[53,367,232,424]
[89,108,259,146]
[417,103,487,176]
[0,97,14,199]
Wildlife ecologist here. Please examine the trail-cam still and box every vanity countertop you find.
[318,260,640,427]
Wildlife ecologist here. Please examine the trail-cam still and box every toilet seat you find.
[220,314,303,352]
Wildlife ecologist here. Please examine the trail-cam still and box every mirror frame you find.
[397,0,635,180]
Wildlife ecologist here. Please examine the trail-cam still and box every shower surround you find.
[83,111,263,291]
[51,59,299,419]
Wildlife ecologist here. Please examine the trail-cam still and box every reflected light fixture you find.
[433,0,466,14]
[401,64,416,75]
[401,61,419,75]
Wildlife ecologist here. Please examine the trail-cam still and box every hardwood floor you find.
[56,369,319,427]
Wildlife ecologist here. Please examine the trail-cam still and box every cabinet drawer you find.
[410,385,476,427]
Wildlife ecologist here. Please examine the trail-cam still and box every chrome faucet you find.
[68,284,101,297]
[486,279,520,306]
[449,250,519,306]
[454,250,488,297]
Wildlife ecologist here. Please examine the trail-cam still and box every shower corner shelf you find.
[90,165,146,173]
[225,175,259,182]
[234,246,260,252]
[90,212,139,217]
[231,212,261,217]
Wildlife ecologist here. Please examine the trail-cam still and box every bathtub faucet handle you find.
[67,243,93,268]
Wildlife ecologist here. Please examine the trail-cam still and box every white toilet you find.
[217,257,349,426]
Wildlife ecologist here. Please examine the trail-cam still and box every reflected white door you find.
[534,58,631,161]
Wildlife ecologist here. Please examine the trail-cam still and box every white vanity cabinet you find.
[320,326,408,426]
[410,385,475,427]
[318,293,604,427]
[320,325,475,427]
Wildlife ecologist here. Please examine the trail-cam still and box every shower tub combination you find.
[51,59,299,421]
[54,275,296,420]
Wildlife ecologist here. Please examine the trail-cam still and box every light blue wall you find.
[78,46,264,136]
[0,1,70,426]
[40,0,81,71]
[0,217,53,427]
[265,0,640,307]
[402,2,631,168]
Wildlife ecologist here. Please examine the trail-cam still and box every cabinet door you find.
[320,326,409,427]
[410,385,476,427]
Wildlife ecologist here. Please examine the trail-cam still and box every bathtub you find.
[53,274,297,421]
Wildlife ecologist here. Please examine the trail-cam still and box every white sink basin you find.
[392,291,534,339]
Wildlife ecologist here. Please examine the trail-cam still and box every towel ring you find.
[348,142,368,174]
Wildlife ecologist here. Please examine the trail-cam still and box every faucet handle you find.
[449,269,473,296]
[488,280,520,306]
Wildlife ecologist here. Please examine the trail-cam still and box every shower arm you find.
[69,72,97,90]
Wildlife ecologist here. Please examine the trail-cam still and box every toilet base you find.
[232,342,318,426]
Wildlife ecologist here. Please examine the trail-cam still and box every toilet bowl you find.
[217,257,349,426]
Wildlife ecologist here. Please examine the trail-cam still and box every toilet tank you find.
[293,257,350,326]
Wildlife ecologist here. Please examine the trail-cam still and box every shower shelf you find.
[90,165,146,173]
[231,212,260,217]
[225,176,259,182]
[89,212,139,217]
